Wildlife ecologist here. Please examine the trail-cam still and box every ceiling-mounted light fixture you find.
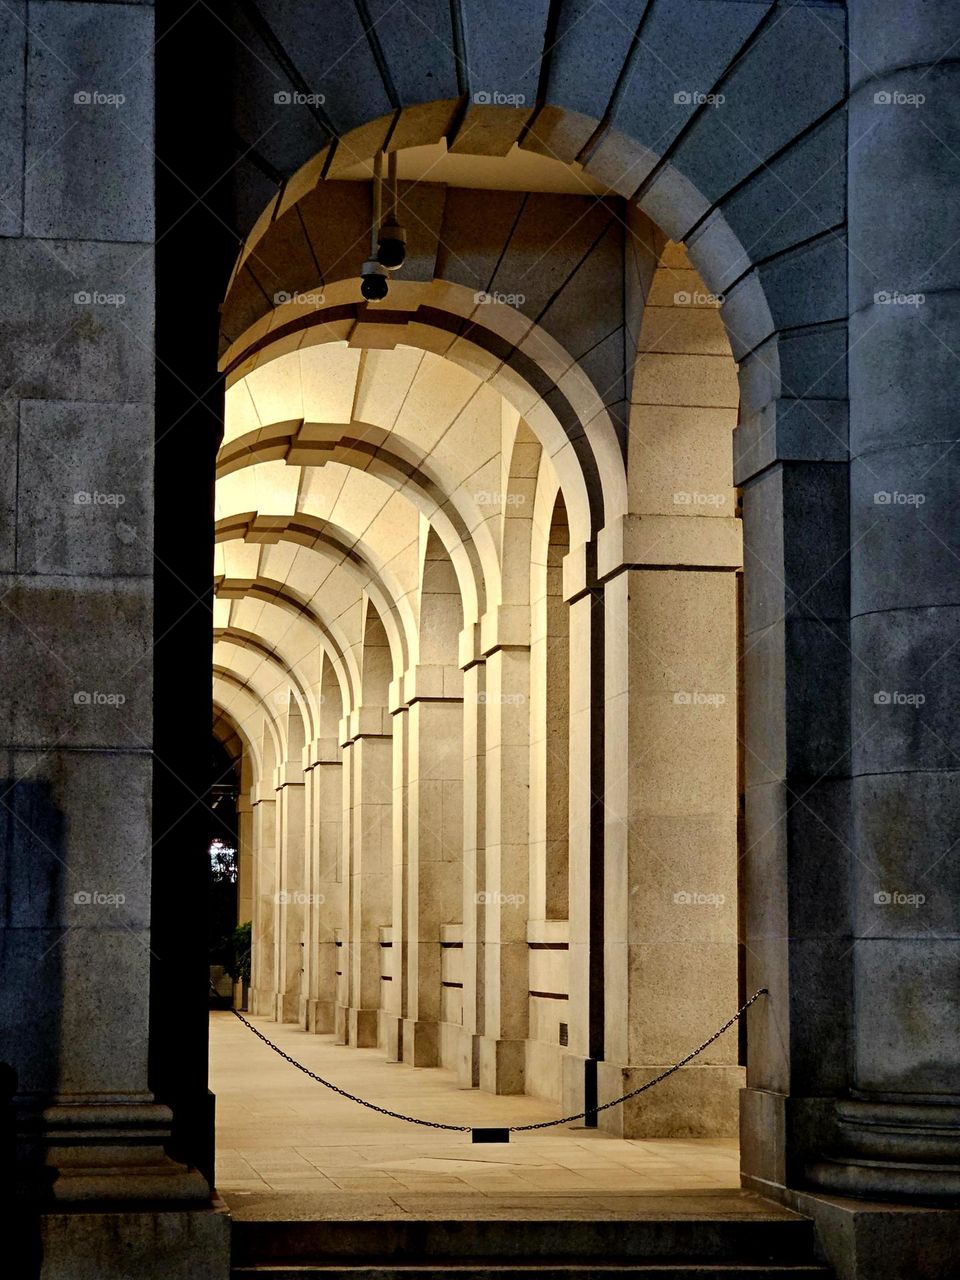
[360,256,389,301]
[361,151,390,301]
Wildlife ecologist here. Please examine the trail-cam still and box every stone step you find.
[232,1214,821,1269]
[232,1266,832,1279]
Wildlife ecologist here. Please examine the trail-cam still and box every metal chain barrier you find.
[511,986,768,1131]
[231,1009,470,1130]
[231,987,768,1138]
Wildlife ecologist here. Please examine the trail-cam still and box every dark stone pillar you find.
[808,0,960,1200]
[151,0,235,1195]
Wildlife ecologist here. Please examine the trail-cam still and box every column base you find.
[597,1062,744,1137]
[304,997,335,1033]
[274,992,299,1023]
[20,1101,211,1206]
[401,1018,438,1067]
[383,1014,403,1062]
[808,1154,960,1200]
[456,1030,481,1088]
[343,1005,378,1048]
[806,1097,960,1201]
[38,1205,230,1279]
[478,1036,525,1095]
[250,988,274,1017]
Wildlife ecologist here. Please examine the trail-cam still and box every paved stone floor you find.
[210,1012,742,1216]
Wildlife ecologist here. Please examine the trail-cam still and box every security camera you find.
[377,219,407,271]
[360,258,389,302]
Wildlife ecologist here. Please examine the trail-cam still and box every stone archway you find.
[197,84,862,1252]
[12,3,960,1275]
[211,137,754,1133]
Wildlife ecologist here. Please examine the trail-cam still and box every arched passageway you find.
[10,4,959,1276]
[212,138,745,1139]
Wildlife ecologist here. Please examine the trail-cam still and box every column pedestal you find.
[345,1006,379,1048]
[809,1098,960,1200]
[478,1036,526,1095]
[596,1063,743,1138]
[456,1030,481,1088]
[383,1015,403,1062]
[401,1018,439,1067]
[35,1102,209,1204]
[334,1003,348,1045]
[304,997,335,1033]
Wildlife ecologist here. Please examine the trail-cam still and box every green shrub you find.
[225,921,252,984]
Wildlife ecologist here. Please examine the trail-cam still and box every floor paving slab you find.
[211,1012,763,1221]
